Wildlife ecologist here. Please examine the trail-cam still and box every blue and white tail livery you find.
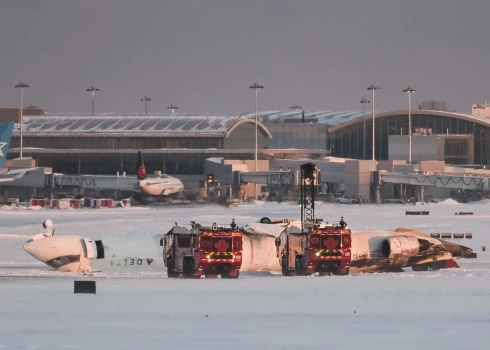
[0,121,14,168]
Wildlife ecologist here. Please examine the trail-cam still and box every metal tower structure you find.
[300,163,317,229]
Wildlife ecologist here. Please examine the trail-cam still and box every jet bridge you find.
[46,174,139,191]
[381,172,489,192]
[238,171,295,185]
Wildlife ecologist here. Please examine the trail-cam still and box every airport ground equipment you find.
[273,163,352,276]
[163,221,243,278]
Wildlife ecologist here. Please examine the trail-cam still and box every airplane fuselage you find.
[23,222,474,274]
[138,176,184,196]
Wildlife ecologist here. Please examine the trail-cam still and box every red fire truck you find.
[275,219,351,276]
[274,162,352,276]
[163,221,243,278]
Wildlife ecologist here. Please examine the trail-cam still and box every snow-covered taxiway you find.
[1,200,490,349]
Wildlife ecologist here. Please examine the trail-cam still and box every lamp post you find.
[473,104,485,117]
[86,85,100,116]
[367,85,380,160]
[250,83,263,199]
[250,83,263,172]
[141,96,151,115]
[14,81,29,160]
[402,86,416,164]
[167,104,178,113]
[360,98,371,160]
[480,129,484,165]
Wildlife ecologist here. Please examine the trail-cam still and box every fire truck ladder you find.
[300,163,317,230]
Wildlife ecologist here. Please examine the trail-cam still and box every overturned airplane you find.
[243,219,476,274]
[23,218,475,275]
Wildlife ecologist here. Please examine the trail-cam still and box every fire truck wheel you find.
[334,267,349,276]
[295,256,305,276]
[223,270,239,279]
[281,257,288,276]
[183,257,194,278]
[260,217,272,224]
[167,259,176,278]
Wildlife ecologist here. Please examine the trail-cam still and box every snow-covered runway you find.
[1,201,489,348]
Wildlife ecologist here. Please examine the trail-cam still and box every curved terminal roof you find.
[327,110,490,132]
[14,115,272,138]
[13,110,489,137]
[241,110,366,125]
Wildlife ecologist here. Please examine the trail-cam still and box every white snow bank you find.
[28,205,44,211]
[469,198,490,205]
[438,198,460,205]
[0,234,33,240]
[243,200,297,207]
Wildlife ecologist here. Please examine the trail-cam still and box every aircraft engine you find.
[381,235,420,259]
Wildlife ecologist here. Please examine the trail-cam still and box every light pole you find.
[141,96,151,115]
[403,86,416,163]
[86,85,100,116]
[367,84,380,160]
[15,82,29,160]
[250,83,263,199]
[481,129,484,165]
[473,104,485,117]
[167,104,178,113]
[360,98,371,160]
[250,83,263,172]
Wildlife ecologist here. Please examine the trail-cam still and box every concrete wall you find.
[394,164,420,173]
[204,159,270,200]
[378,160,407,172]
[343,160,377,201]
[420,161,445,172]
[269,158,346,184]
[388,135,444,163]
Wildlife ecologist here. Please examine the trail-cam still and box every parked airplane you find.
[136,151,184,197]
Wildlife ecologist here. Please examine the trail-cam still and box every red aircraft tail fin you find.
[136,151,146,180]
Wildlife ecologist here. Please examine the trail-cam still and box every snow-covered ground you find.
[1,201,490,349]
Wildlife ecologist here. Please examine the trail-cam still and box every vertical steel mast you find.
[300,163,317,229]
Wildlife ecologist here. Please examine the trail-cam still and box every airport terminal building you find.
[5,109,490,175]
[4,108,490,202]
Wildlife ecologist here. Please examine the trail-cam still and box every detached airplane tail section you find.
[136,151,146,180]
[0,121,14,168]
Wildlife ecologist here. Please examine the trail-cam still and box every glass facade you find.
[10,137,223,150]
[265,124,327,149]
[328,113,490,166]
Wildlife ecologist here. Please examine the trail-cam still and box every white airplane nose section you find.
[23,240,43,261]
[22,235,88,272]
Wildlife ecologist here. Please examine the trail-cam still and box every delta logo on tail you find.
[136,151,146,180]
[0,121,14,168]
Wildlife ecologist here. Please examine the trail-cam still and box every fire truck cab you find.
[275,219,352,276]
[163,221,243,278]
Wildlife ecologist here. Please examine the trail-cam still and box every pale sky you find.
[1,0,489,115]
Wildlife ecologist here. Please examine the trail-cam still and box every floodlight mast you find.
[300,163,317,230]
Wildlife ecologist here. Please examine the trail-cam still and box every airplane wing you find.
[0,170,29,182]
